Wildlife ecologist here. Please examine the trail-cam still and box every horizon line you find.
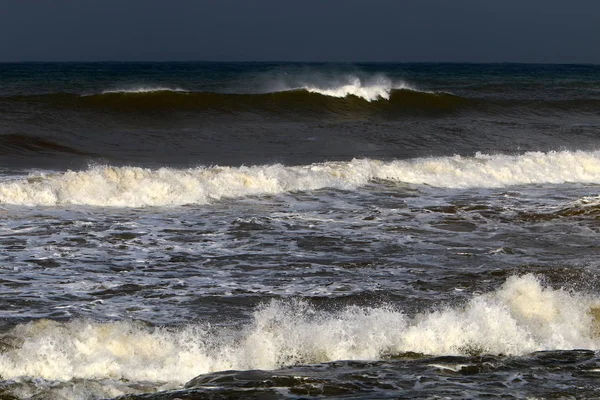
[0,60,599,66]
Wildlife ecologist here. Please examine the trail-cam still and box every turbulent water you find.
[1,62,600,399]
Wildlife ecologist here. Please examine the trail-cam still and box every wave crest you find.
[0,275,598,383]
[302,75,419,101]
[4,72,463,116]
[2,150,600,207]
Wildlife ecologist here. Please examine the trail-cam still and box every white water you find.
[2,150,600,207]
[303,75,417,101]
[94,75,423,101]
[0,275,598,384]
[99,87,187,94]
[258,73,423,101]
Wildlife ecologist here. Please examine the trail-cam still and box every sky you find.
[1,0,599,63]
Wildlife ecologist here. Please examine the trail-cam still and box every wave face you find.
[7,87,600,119]
[0,275,597,383]
[97,75,416,102]
[3,63,600,118]
[9,87,600,116]
[2,150,600,207]
[7,86,465,117]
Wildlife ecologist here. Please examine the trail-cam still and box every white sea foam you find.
[303,75,416,101]
[99,87,187,94]
[571,194,600,208]
[2,150,600,207]
[255,72,419,101]
[0,275,598,384]
[96,76,419,101]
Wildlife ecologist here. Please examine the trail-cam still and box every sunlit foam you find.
[303,75,419,101]
[2,150,600,207]
[94,76,426,101]
[0,275,599,384]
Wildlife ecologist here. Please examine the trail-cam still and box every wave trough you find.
[2,150,600,207]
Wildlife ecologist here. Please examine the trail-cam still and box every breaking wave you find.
[6,86,462,115]
[6,89,598,117]
[300,75,419,101]
[2,150,600,207]
[0,275,598,383]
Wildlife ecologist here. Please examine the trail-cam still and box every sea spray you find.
[303,75,419,101]
[1,275,598,383]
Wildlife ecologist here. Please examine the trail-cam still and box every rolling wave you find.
[2,150,600,207]
[0,275,598,383]
[98,77,411,102]
[5,87,464,115]
[301,76,418,101]
[5,88,598,117]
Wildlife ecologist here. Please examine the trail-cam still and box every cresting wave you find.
[6,87,463,115]
[2,150,600,207]
[9,88,600,117]
[98,76,412,102]
[5,85,600,116]
[301,75,419,101]
[1,275,599,383]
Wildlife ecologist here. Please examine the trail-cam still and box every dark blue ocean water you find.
[1,62,600,169]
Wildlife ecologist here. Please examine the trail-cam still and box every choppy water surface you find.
[1,63,600,399]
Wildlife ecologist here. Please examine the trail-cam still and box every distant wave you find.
[1,275,598,383]
[243,73,425,101]
[91,75,425,101]
[2,150,600,207]
[5,88,467,116]
[300,76,421,101]
[99,86,187,94]
[6,87,599,117]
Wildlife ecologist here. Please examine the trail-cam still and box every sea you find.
[1,62,600,399]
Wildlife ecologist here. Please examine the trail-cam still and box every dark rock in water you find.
[119,388,282,399]
[26,259,61,268]
[185,369,325,390]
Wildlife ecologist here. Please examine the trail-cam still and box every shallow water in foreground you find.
[2,178,600,398]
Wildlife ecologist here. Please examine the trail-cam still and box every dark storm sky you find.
[1,0,599,63]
